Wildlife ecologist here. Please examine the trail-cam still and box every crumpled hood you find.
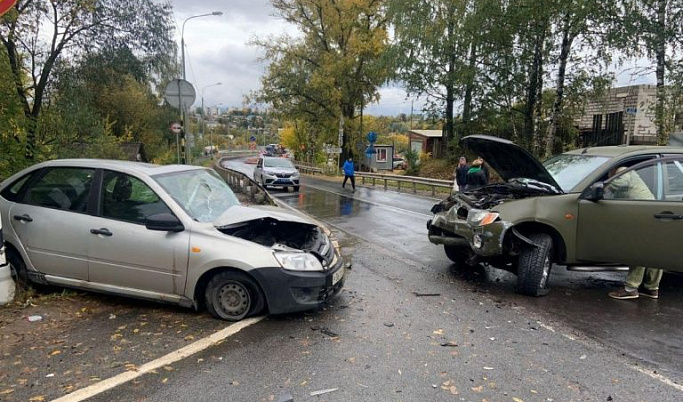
[460,135,562,192]
[213,205,313,228]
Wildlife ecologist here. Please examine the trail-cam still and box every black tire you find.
[6,248,29,286]
[205,271,265,321]
[444,245,471,268]
[293,186,300,192]
[517,233,554,296]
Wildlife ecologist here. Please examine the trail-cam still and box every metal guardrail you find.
[293,161,324,174]
[356,172,452,197]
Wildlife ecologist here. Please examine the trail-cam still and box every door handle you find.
[90,228,113,236]
[653,212,683,220]
[13,214,33,222]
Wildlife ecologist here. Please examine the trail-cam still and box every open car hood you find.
[213,205,313,228]
[460,135,562,192]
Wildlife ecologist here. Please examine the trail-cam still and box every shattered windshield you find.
[543,154,610,192]
[153,169,240,222]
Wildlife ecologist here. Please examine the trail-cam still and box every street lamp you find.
[201,82,222,158]
[178,10,222,164]
[181,11,223,80]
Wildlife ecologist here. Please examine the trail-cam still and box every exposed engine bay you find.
[217,218,334,263]
[432,179,560,214]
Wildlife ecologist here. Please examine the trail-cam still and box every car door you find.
[576,157,683,271]
[9,167,94,280]
[87,170,190,295]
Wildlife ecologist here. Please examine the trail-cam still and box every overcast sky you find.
[167,0,417,116]
[167,1,654,117]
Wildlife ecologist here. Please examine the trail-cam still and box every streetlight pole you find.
[181,11,223,80]
[201,82,222,158]
[180,11,222,164]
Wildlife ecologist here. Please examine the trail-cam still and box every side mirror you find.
[584,182,605,201]
[145,213,185,232]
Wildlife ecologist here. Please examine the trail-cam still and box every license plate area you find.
[332,266,344,285]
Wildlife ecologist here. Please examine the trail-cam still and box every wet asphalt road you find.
[92,161,683,401]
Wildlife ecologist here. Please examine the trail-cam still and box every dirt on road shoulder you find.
[0,286,227,401]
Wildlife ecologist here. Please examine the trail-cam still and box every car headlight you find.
[292,171,300,177]
[467,209,499,226]
[274,252,324,272]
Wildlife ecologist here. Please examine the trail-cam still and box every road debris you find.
[413,292,441,297]
[384,322,395,327]
[27,315,43,322]
[310,388,338,396]
[440,342,458,347]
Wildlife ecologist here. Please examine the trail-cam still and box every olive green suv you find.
[428,135,683,296]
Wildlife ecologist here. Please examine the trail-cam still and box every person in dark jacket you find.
[454,156,469,193]
[465,157,487,190]
[342,157,356,192]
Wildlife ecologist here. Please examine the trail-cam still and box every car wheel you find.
[444,245,471,268]
[205,271,265,321]
[293,186,300,192]
[7,248,29,286]
[516,233,553,297]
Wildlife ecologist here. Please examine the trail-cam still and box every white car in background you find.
[253,156,301,192]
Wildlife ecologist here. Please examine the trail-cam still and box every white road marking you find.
[51,316,265,402]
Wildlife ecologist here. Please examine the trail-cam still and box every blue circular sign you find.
[367,131,377,144]
[250,136,256,142]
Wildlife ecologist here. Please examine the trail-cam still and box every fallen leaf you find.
[48,350,61,356]
[163,366,174,372]
[0,389,15,395]
[433,329,444,335]
[28,396,45,401]
[162,378,169,384]
[472,386,483,392]
[513,398,524,402]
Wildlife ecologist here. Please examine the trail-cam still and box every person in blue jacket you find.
[342,157,356,192]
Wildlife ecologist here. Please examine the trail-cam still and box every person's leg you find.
[642,268,663,290]
[350,175,356,190]
[624,266,646,290]
[342,175,348,188]
[609,266,644,299]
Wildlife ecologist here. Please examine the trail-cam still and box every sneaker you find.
[639,288,659,299]
[608,287,639,300]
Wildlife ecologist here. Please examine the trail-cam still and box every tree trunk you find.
[462,42,477,139]
[545,13,574,158]
[525,36,542,151]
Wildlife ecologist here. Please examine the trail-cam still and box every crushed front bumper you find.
[427,210,511,257]
[250,256,345,315]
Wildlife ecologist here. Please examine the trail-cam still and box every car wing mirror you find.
[145,213,185,232]
[583,182,605,201]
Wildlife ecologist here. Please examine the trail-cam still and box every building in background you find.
[576,84,661,147]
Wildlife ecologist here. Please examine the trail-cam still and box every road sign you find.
[250,136,256,142]
[625,107,637,115]
[169,122,182,134]
[0,0,19,17]
[164,79,196,111]
[367,131,377,144]
[365,145,377,156]
[324,147,342,154]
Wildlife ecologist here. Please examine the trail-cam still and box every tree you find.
[621,0,683,145]
[0,0,177,160]
[386,0,471,153]
[254,0,389,162]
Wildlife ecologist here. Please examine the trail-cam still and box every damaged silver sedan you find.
[0,160,345,321]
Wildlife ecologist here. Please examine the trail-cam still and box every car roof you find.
[562,145,683,158]
[31,159,206,176]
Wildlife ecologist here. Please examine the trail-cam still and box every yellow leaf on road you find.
[29,396,45,401]
[49,350,61,356]
[0,389,15,395]
[433,329,444,335]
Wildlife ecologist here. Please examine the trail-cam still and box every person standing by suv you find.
[606,166,663,300]
[342,157,356,192]
[465,157,487,190]
[454,156,469,193]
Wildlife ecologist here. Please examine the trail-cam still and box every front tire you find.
[293,186,300,192]
[516,233,553,296]
[205,271,265,321]
[444,245,472,269]
[7,248,29,286]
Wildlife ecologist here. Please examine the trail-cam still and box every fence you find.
[356,172,452,197]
